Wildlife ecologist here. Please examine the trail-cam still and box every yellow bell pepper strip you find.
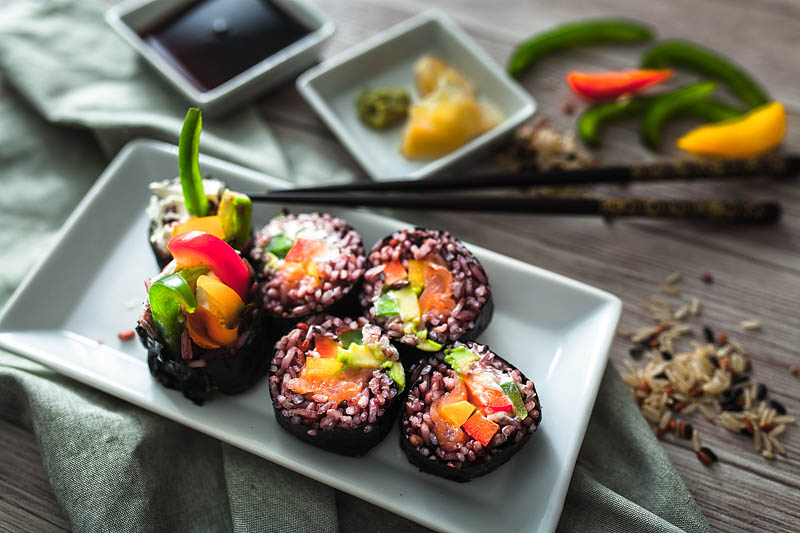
[566,69,672,102]
[508,19,653,79]
[178,108,209,217]
[148,272,198,355]
[168,232,251,300]
[172,215,226,240]
[677,102,786,158]
[185,275,243,349]
[218,190,252,249]
[641,82,717,150]
[641,40,769,109]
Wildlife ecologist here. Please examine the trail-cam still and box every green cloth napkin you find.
[0,1,709,531]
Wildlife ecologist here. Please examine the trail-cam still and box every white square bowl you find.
[296,10,536,181]
[106,0,335,115]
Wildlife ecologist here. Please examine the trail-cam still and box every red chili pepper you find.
[168,231,250,300]
[566,69,672,101]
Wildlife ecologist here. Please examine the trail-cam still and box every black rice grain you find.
[770,399,787,415]
[703,326,715,344]
[756,384,767,401]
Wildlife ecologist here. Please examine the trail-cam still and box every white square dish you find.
[106,0,335,114]
[296,10,536,181]
[0,140,619,532]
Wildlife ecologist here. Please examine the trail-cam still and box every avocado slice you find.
[444,346,478,373]
[417,339,443,352]
[376,291,400,316]
[264,232,293,258]
[383,361,405,391]
[500,379,528,420]
[395,287,420,321]
[337,343,385,369]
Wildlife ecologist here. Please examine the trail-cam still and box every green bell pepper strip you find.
[641,82,717,150]
[264,233,294,258]
[178,108,209,217]
[508,19,654,78]
[219,190,252,249]
[499,380,528,420]
[578,95,741,147]
[641,40,769,109]
[148,272,198,355]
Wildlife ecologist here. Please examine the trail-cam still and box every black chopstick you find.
[248,192,781,224]
[265,155,799,194]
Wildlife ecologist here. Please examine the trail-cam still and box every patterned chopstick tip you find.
[618,271,794,465]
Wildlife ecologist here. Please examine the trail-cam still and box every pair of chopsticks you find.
[249,155,798,223]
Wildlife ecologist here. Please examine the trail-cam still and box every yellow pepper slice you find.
[185,274,243,348]
[172,215,225,240]
[676,101,786,158]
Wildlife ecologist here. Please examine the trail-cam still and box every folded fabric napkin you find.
[0,1,709,531]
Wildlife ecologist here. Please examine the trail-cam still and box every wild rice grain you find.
[740,320,762,331]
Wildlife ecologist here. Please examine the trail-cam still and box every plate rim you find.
[0,139,621,532]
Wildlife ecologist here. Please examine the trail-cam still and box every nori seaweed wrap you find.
[269,315,405,456]
[360,228,493,366]
[399,342,541,482]
[136,232,268,405]
[249,213,365,322]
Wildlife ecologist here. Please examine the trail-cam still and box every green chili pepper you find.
[508,19,654,78]
[641,82,717,150]
[219,190,252,249]
[578,95,741,147]
[148,272,198,355]
[178,108,209,217]
[578,98,650,146]
[641,40,769,109]
[680,99,742,123]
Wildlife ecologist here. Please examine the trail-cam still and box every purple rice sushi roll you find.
[249,213,366,320]
[400,342,541,482]
[269,315,405,456]
[360,228,493,357]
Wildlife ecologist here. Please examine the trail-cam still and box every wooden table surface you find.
[2,0,799,531]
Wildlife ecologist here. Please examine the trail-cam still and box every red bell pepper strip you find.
[148,273,198,355]
[168,232,250,300]
[383,260,407,286]
[566,69,672,102]
[462,411,499,447]
[465,376,514,414]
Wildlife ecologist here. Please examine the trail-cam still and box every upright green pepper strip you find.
[641,82,717,150]
[148,273,198,355]
[578,96,741,147]
[178,108,209,217]
[641,41,769,109]
[219,191,252,249]
[508,19,654,78]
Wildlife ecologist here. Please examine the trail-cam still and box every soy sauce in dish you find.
[142,0,310,92]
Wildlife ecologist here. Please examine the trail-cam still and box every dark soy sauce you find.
[142,0,310,92]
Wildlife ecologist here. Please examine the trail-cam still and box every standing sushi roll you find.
[269,315,405,456]
[136,231,267,405]
[147,108,252,268]
[249,213,365,320]
[400,342,541,482]
[360,228,493,359]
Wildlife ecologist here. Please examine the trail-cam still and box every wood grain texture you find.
[2,0,799,531]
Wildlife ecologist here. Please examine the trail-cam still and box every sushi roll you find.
[136,231,267,405]
[147,108,252,268]
[360,228,493,359]
[269,315,405,456]
[249,213,366,320]
[399,342,541,482]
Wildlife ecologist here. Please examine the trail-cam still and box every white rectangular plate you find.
[297,10,536,181]
[0,140,619,533]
